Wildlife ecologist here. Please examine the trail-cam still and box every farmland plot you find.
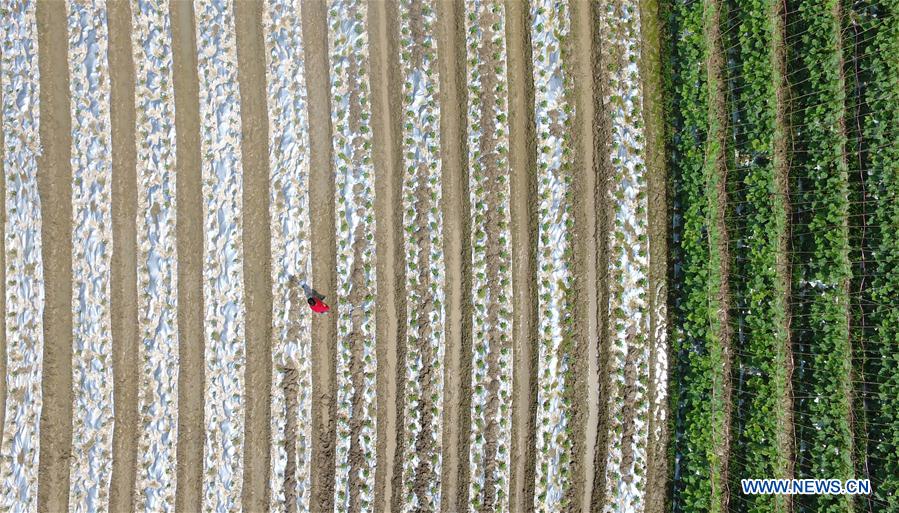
[0,1,894,513]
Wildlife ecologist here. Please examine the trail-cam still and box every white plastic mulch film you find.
[531,1,576,510]
[194,0,246,510]
[0,2,44,511]
[264,0,313,511]
[464,1,514,512]
[327,0,378,510]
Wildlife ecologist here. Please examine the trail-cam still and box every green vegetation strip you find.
[863,0,899,510]
[723,0,792,511]
[666,0,731,510]
[788,1,854,512]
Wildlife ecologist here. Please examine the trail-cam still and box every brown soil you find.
[106,1,139,511]
[435,1,473,511]
[619,334,640,483]
[170,1,205,511]
[301,2,339,511]
[234,2,274,509]
[14,3,685,511]
[347,218,369,513]
[367,0,408,511]
[705,0,733,509]
[772,1,795,510]
[504,2,540,511]
[282,363,300,513]
[407,3,439,507]
[35,2,74,511]
[567,1,605,510]
[368,0,409,510]
[411,122,437,511]
[282,277,308,510]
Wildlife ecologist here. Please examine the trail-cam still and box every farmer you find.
[302,282,330,313]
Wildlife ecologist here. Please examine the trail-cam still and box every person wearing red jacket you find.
[302,282,330,313]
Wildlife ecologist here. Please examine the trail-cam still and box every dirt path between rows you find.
[170,1,205,510]
[771,0,795,510]
[368,1,407,510]
[35,2,74,511]
[704,0,733,508]
[301,2,338,511]
[234,2,274,509]
[435,2,473,510]
[504,2,539,511]
[107,1,139,510]
[568,1,604,510]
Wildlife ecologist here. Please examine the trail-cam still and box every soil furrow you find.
[35,1,74,510]
[435,1,473,510]
[300,1,338,510]
[504,2,540,511]
[367,0,407,510]
[107,1,139,510]
[170,0,205,509]
[235,1,274,508]
[568,1,602,509]
[283,363,300,513]
[772,0,795,508]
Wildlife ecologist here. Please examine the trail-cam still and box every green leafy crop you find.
[788,1,854,511]
[723,0,791,512]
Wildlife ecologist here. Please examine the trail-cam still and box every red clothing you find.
[309,297,330,313]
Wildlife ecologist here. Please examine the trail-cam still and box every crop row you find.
[463,1,514,511]
[263,0,313,510]
[132,0,180,510]
[859,0,899,510]
[0,1,44,509]
[66,1,116,509]
[665,0,722,510]
[722,0,792,512]
[787,1,854,512]
[598,0,652,510]
[666,0,896,511]
[195,0,247,509]
[328,0,378,509]
[530,1,576,510]
[398,0,446,509]
[666,0,736,511]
